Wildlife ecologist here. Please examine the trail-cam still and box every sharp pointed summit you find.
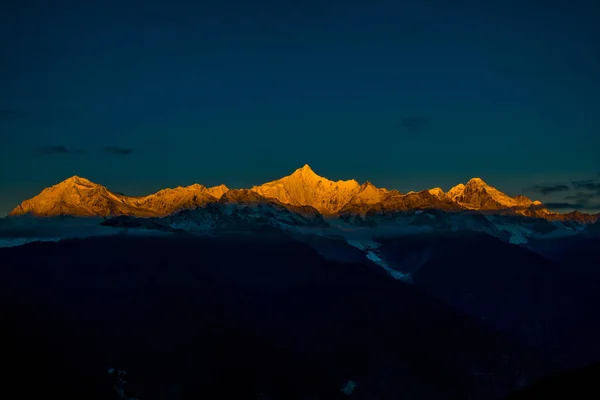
[64,175,87,182]
[466,177,488,186]
[251,165,362,214]
[9,169,592,223]
[59,175,99,187]
[290,164,320,179]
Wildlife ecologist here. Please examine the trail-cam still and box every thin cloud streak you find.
[32,146,85,156]
[105,146,134,155]
[530,184,570,195]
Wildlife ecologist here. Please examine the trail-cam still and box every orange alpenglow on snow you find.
[9,175,229,217]
[6,164,568,220]
[251,164,363,214]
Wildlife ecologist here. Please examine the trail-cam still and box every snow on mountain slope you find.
[485,215,586,244]
[251,164,362,214]
[447,183,466,200]
[8,176,150,217]
[314,211,587,277]
[9,176,229,218]
[313,211,588,288]
[206,184,229,199]
[102,191,328,234]
[344,181,390,206]
[449,178,535,210]
[345,237,410,281]
[126,184,221,215]
[428,187,446,199]
[7,165,598,225]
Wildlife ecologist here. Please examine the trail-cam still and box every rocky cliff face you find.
[8,165,598,224]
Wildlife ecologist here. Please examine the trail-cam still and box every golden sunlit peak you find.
[291,164,319,178]
[63,175,94,185]
[428,187,445,197]
[467,177,488,186]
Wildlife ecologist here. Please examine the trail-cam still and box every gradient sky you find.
[1,0,599,215]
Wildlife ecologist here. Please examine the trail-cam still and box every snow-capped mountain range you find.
[5,164,597,249]
[9,164,598,222]
[4,165,600,282]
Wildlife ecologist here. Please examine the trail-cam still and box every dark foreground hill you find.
[0,233,547,399]
[505,362,600,400]
[375,232,600,370]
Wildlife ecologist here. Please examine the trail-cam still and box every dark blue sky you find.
[1,0,599,214]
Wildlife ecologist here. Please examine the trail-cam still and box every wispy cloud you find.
[526,176,600,211]
[530,184,570,195]
[544,202,584,210]
[104,146,134,155]
[572,179,600,193]
[541,200,600,212]
[565,192,597,204]
[32,146,85,156]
